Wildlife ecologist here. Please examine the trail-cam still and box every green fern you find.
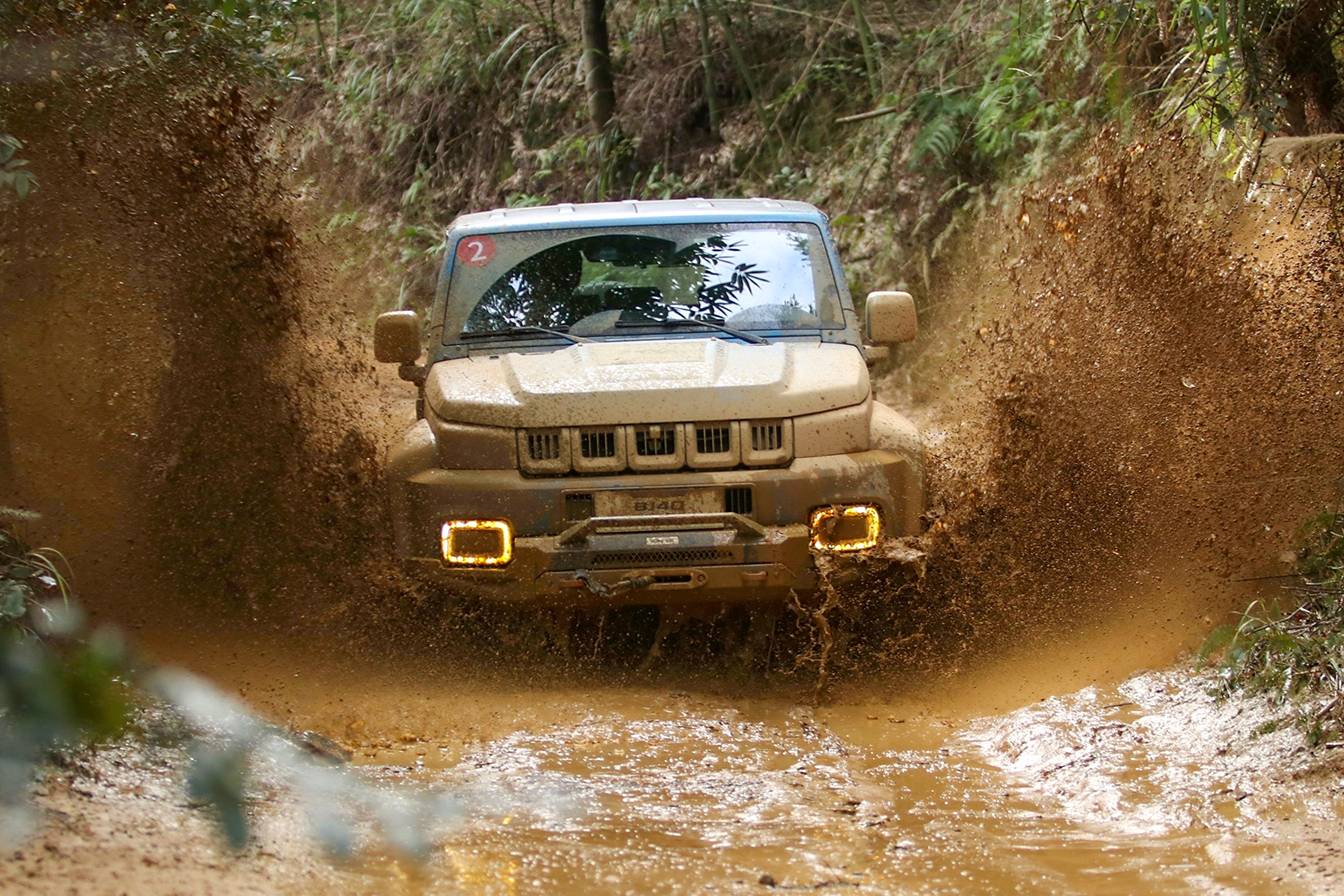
[911,113,963,167]
[0,134,36,200]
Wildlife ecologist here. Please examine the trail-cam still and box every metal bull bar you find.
[556,512,767,547]
[562,512,767,596]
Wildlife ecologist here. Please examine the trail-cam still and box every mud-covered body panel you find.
[424,340,870,427]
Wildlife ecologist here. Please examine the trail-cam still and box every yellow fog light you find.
[441,520,513,566]
[809,505,881,552]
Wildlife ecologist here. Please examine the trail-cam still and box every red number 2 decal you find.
[456,235,496,267]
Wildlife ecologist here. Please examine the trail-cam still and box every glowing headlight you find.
[441,520,513,566]
[809,505,881,552]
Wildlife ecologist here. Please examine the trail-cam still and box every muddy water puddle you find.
[153,628,1320,896]
[347,695,1291,893]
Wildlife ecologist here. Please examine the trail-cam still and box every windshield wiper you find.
[617,318,770,345]
[460,326,590,345]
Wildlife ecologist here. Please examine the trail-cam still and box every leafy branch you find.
[0,135,37,201]
[0,525,487,855]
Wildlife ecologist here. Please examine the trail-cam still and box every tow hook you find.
[574,570,655,598]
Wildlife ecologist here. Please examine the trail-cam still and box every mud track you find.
[7,625,1344,894]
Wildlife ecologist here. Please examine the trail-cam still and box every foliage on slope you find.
[286,0,1343,286]
[5,0,1339,287]
[1207,510,1344,744]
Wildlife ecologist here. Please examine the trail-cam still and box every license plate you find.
[594,488,720,517]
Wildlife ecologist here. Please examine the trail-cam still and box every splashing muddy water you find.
[4,25,1344,893]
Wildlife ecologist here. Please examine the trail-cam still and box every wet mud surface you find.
[7,622,1344,895]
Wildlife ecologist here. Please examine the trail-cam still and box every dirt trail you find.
[7,617,1343,895]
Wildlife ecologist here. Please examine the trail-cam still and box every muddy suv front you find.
[376,198,925,605]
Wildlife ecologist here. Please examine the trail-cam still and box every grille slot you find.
[590,548,735,568]
[564,492,594,521]
[628,423,683,470]
[527,430,563,461]
[695,424,732,454]
[688,421,739,468]
[750,423,783,452]
[741,418,791,467]
[634,426,677,457]
[724,486,753,516]
[579,429,617,459]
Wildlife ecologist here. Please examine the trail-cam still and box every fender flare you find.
[870,401,926,534]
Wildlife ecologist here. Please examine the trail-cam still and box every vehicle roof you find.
[447,198,827,236]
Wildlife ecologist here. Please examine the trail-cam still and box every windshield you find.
[443,222,845,340]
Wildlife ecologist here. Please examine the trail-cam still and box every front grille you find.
[579,429,617,459]
[724,486,753,515]
[518,419,788,475]
[590,548,735,568]
[527,430,563,461]
[750,423,783,452]
[633,425,676,457]
[695,424,733,454]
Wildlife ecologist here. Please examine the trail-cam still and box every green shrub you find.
[1203,509,1344,745]
[0,135,36,200]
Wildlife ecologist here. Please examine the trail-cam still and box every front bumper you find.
[389,449,920,604]
[407,520,815,605]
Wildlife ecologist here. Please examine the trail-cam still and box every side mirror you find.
[864,291,918,345]
[374,310,421,364]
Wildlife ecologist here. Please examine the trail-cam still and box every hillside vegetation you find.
[4,1,1340,295]
[286,0,1343,291]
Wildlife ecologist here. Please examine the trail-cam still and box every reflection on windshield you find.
[451,223,842,337]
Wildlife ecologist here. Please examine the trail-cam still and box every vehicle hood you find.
[425,339,870,427]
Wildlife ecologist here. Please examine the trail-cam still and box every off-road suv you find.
[376,198,923,604]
